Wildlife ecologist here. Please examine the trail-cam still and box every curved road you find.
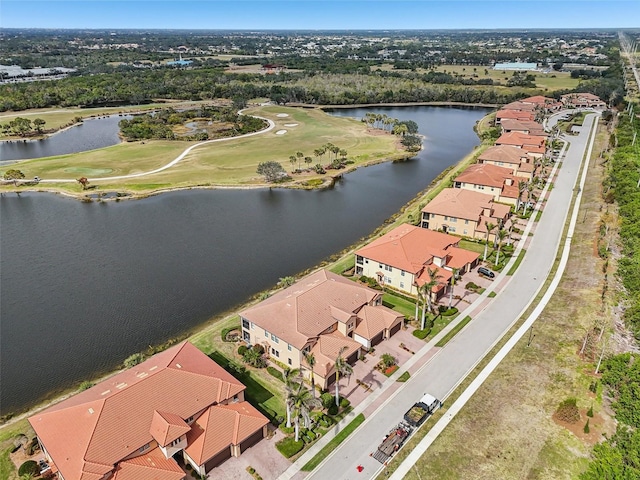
[292,113,600,480]
[27,115,275,184]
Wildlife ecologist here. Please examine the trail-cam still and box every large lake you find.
[0,106,489,415]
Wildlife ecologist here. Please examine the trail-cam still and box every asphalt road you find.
[306,114,598,480]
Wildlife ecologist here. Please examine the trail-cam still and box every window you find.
[287,344,292,351]
[449,226,456,232]
[170,437,182,447]
[384,276,392,284]
[139,443,150,453]
[356,256,363,265]
[250,322,255,330]
[379,264,383,269]
[384,265,392,272]
[444,216,448,221]
[463,229,468,235]
[465,219,469,225]
[400,281,405,289]
[242,318,250,330]
[288,358,292,365]
[265,330,269,337]
[271,333,279,343]
[401,271,405,277]
[186,415,194,423]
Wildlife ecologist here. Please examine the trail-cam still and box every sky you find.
[1,0,639,30]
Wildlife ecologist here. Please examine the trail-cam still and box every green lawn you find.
[458,238,486,255]
[382,291,417,318]
[329,256,355,275]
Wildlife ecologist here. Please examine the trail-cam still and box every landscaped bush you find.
[123,352,146,368]
[320,392,334,409]
[441,307,459,317]
[276,437,304,458]
[279,425,294,434]
[237,345,248,356]
[18,460,39,477]
[252,344,265,355]
[327,404,339,415]
[221,326,240,342]
[465,282,479,291]
[413,328,431,339]
[267,366,284,382]
[340,397,351,409]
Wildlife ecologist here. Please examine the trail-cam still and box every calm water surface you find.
[0,106,489,415]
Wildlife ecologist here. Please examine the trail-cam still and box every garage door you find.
[326,372,337,386]
[204,447,232,472]
[389,322,402,337]
[370,332,384,347]
[347,351,359,365]
[240,429,264,453]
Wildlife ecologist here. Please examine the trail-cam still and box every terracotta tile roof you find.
[500,119,546,136]
[446,247,480,270]
[421,188,495,221]
[496,132,546,154]
[310,332,362,378]
[478,145,530,165]
[501,101,537,112]
[455,163,516,189]
[495,110,535,122]
[355,224,460,274]
[501,183,519,200]
[518,162,535,173]
[240,270,379,350]
[415,266,451,291]
[112,448,185,480]
[520,95,554,106]
[149,411,191,447]
[29,342,245,480]
[354,305,403,340]
[184,402,267,465]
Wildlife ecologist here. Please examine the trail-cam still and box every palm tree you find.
[304,156,313,169]
[303,351,317,397]
[448,267,459,308]
[284,368,302,428]
[494,229,508,266]
[334,346,353,407]
[517,180,527,211]
[523,184,534,215]
[289,155,297,172]
[296,151,304,170]
[420,267,443,329]
[483,222,496,262]
[290,382,320,441]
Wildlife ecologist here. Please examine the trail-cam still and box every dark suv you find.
[478,266,495,278]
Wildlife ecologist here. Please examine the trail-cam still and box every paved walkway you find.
[282,114,598,480]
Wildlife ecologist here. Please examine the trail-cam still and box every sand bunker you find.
[275,130,287,135]
[276,113,290,118]
[284,123,299,127]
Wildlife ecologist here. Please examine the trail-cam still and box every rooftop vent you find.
[101,390,111,396]
[115,383,128,389]
[88,408,94,414]
[149,366,158,371]
[176,363,182,369]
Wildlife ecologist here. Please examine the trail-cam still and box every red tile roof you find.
[495,110,535,122]
[500,119,546,136]
[29,342,247,480]
[478,145,530,165]
[354,305,403,341]
[240,270,379,350]
[310,332,362,378]
[446,247,480,270]
[455,163,516,189]
[112,448,185,480]
[421,188,495,221]
[415,266,451,292]
[501,101,537,112]
[149,411,191,447]
[355,224,460,274]
[496,132,546,154]
[184,402,267,465]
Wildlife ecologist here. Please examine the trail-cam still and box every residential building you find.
[240,270,404,384]
[29,342,269,480]
[495,131,547,157]
[355,224,479,298]
[499,119,546,137]
[495,109,536,124]
[477,145,535,180]
[421,188,511,242]
[453,163,519,205]
[520,95,562,111]
[560,92,607,109]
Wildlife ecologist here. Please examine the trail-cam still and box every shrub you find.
[247,466,256,475]
[320,392,334,409]
[465,282,479,291]
[79,380,94,391]
[587,405,594,417]
[123,352,146,368]
[584,419,590,433]
[221,326,240,342]
[555,397,580,423]
[413,328,431,339]
[279,425,294,434]
[18,461,40,477]
[589,380,598,393]
[276,437,304,458]
[327,404,339,415]
[380,353,397,368]
[267,366,284,382]
[340,397,351,409]
[441,307,459,316]
[238,345,248,356]
[253,344,265,355]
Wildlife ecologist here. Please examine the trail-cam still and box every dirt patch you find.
[552,409,613,446]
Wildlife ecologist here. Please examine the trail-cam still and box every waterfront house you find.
[499,119,546,137]
[560,93,606,109]
[453,163,519,205]
[420,188,511,243]
[495,109,536,125]
[239,269,404,381]
[355,224,479,298]
[495,131,547,158]
[29,342,268,480]
[520,95,562,112]
[477,145,535,180]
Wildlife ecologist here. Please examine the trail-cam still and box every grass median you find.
[301,414,365,471]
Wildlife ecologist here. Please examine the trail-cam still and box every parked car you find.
[478,266,495,278]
